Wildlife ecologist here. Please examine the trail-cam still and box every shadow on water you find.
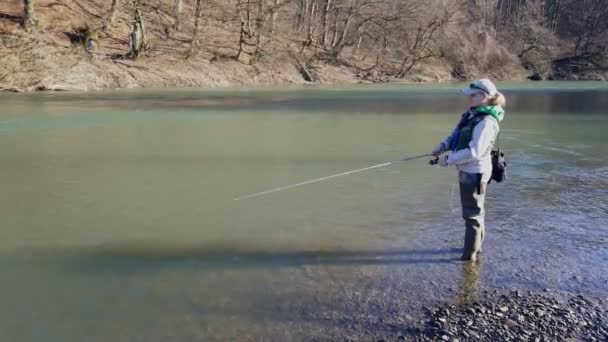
[23,243,463,273]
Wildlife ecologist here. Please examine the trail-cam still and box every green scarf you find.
[474,105,505,123]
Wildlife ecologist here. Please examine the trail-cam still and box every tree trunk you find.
[544,0,560,31]
[188,0,204,58]
[173,0,183,31]
[247,0,253,33]
[106,0,120,28]
[354,35,362,55]
[236,20,246,62]
[374,35,389,67]
[270,0,280,35]
[574,0,591,55]
[321,0,332,47]
[253,0,264,59]
[236,0,252,62]
[306,1,317,44]
[330,6,339,47]
[128,0,147,59]
[23,0,37,31]
[298,0,310,32]
[336,0,353,48]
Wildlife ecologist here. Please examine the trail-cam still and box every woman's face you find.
[468,92,488,107]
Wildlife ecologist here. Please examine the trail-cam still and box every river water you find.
[0,82,607,341]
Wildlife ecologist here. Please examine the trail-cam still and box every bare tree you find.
[305,0,318,45]
[128,0,148,59]
[397,1,462,77]
[464,0,498,30]
[495,0,526,30]
[235,0,290,62]
[253,0,264,58]
[320,0,332,46]
[505,1,557,74]
[571,0,607,56]
[270,0,281,34]
[106,0,120,29]
[544,0,561,32]
[173,0,184,31]
[294,0,311,32]
[187,0,205,58]
[236,0,256,62]
[23,0,38,31]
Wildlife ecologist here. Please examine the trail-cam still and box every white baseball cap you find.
[461,78,498,96]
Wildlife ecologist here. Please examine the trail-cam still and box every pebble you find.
[410,290,607,341]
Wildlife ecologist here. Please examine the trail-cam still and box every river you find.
[0,82,607,341]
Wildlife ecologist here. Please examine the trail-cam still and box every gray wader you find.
[459,171,487,261]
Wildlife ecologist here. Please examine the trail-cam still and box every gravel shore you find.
[409,290,608,342]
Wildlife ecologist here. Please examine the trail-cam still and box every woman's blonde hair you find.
[488,91,506,107]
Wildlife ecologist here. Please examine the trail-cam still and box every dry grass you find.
[440,25,526,80]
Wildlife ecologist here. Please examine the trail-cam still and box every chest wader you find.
[452,113,496,261]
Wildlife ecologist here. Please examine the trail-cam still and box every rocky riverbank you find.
[408,290,608,342]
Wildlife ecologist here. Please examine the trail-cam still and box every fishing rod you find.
[234,153,433,201]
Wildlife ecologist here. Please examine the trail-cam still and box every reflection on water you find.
[457,261,482,305]
[0,83,607,341]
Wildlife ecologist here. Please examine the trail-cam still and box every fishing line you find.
[234,154,432,201]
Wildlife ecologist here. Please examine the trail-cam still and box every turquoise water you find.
[0,82,607,341]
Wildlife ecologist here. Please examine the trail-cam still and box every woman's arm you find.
[432,112,470,155]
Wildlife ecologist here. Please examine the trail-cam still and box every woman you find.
[431,79,505,262]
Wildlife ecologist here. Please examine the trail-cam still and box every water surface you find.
[1,82,607,341]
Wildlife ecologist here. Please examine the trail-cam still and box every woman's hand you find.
[431,143,445,156]
[429,154,449,167]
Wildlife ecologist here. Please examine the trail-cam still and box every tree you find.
[173,0,184,31]
[23,0,38,31]
[570,0,607,56]
[551,0,608,76]
[235,0,255,62]
[128,0,148,59]
[320,0,332,46]
[543,0,561,32]
[106,0,120,29]
[495,0,526,30]
[464,0,498,30]
[235,0,289,63]
[187,0,205,58]
[397,1,462,77]
[506,1,557,74]
[270,0,281,34]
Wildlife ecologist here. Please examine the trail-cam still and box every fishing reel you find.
[429,156,439,165]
